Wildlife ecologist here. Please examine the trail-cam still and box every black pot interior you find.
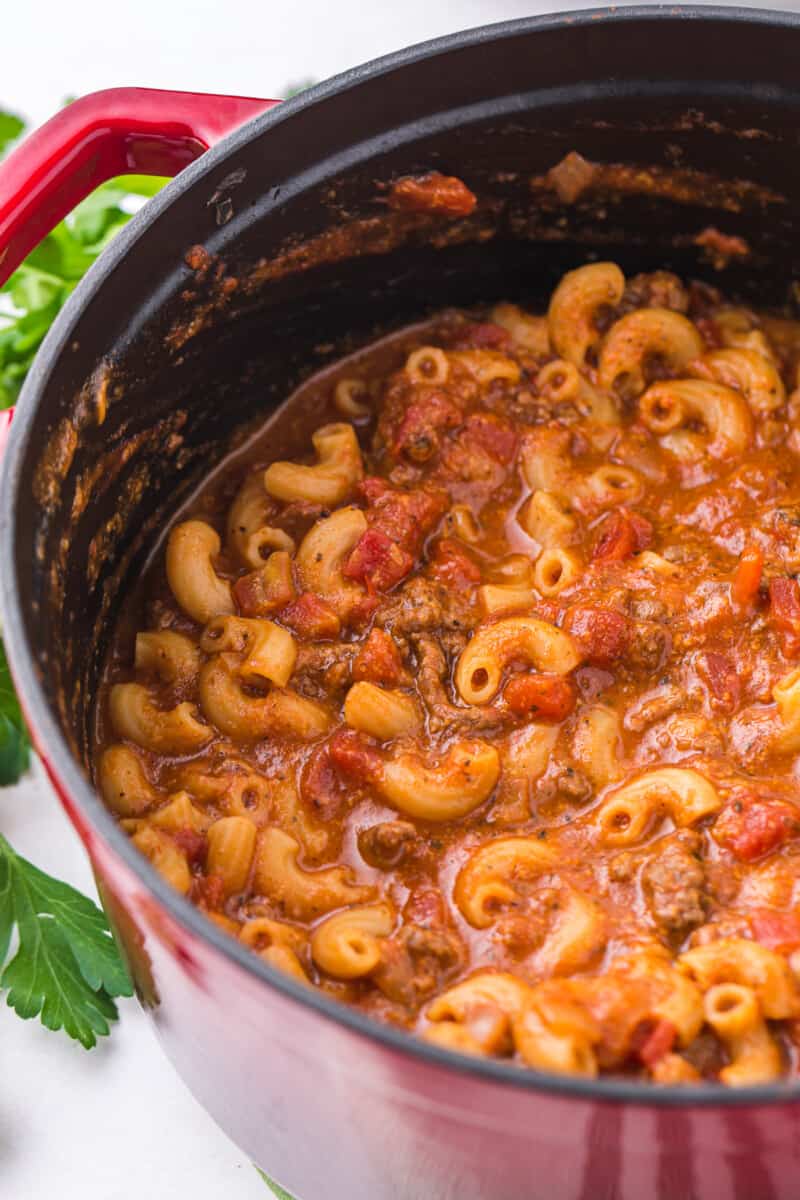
[9,7,800,768]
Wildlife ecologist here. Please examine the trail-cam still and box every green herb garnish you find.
[0,637,29,785]
[0,171,166,411]
[257,1168,296,1199]
[0,834,133,1046]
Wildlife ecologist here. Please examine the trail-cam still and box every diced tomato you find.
[392,394,462,461]
[750,910,800,953]
[279,592,341,639]
[234,561,295,617]
[462,413,518,465]
[564,604,629,668]
[344,528,414,592]
[386,172,477,217]
[637,1019,677,1068]
[504,673,576,722]
[172,827,207,867]
[732,544,764,609]
[428,538,481,589]
[713,794,800,862]
[769,577,800,657]
[592,508,653,563]
[695,651,741,713]
[352,628,406,687]
[452,322,512,351]
[328,729,382,784]
[348,592,382,627]
[302,744,345,819]
[311,743,383,833]
[358,478,448,557]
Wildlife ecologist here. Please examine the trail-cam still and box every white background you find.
[2,1,800,1198]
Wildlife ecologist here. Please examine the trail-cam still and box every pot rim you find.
[4,3,800,1109]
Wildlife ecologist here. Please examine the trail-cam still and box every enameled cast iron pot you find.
[3,8,800,1197]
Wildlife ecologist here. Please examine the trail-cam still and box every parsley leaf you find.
[256,1169,296,1199]
[284,79,316,99]
[0,110,24,157]
[0,834,133,1047]
[0,637,29,785]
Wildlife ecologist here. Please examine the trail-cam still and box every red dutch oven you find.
[3,8,800,1198]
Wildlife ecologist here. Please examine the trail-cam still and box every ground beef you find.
[629,597,669,623]
[641,831,706,938]
[411,634,506,734]
[551,764,593,805]
[376,574,474,638]
[537,762,594,807]
[294,643,354,697]
[728,706,781,770]
[618,271,689,316]
[626,619,670,674]
[358,821,420,869]
[374,924,464,1009]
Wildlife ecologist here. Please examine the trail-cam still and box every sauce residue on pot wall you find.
[534,150,784,213]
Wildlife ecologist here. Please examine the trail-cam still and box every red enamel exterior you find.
[0,88,278,285]
[32,748,800,1200]
[30,745,800,1200]
[0,408,13,460]
[3,12,800,1200]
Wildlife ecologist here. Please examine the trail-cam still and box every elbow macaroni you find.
[571,704,623,789]
[378,739,500,821]
[690,347,785,416]
[253,828,373,920]
[594,768,722,846]
[598,307,703,397]
[295,506,367,618]
[109,683,211,754]
[679,939,798,1020]
[198,656,329,741]
[98,744,158,817]
[227,471,295,568]
[311,903,394,979]
[264,422,363,506]
[639,379,753,460]
[455,617,581,705]
[344,681,421,740]
[454,835,560,928]
[166,520,234,625]
[548,262,626,366]
[135,631,200,687]
[201,616,297,689]
[704,983,781,1086]
[94,262,800,1086]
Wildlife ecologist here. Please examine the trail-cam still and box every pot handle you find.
[0,88,280,287]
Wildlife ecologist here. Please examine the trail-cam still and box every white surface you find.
[9,0,797,126]
[1,5,547,1197]
[8,0,579,125]
[0,761,269,1200]
[3,2,800,1198]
